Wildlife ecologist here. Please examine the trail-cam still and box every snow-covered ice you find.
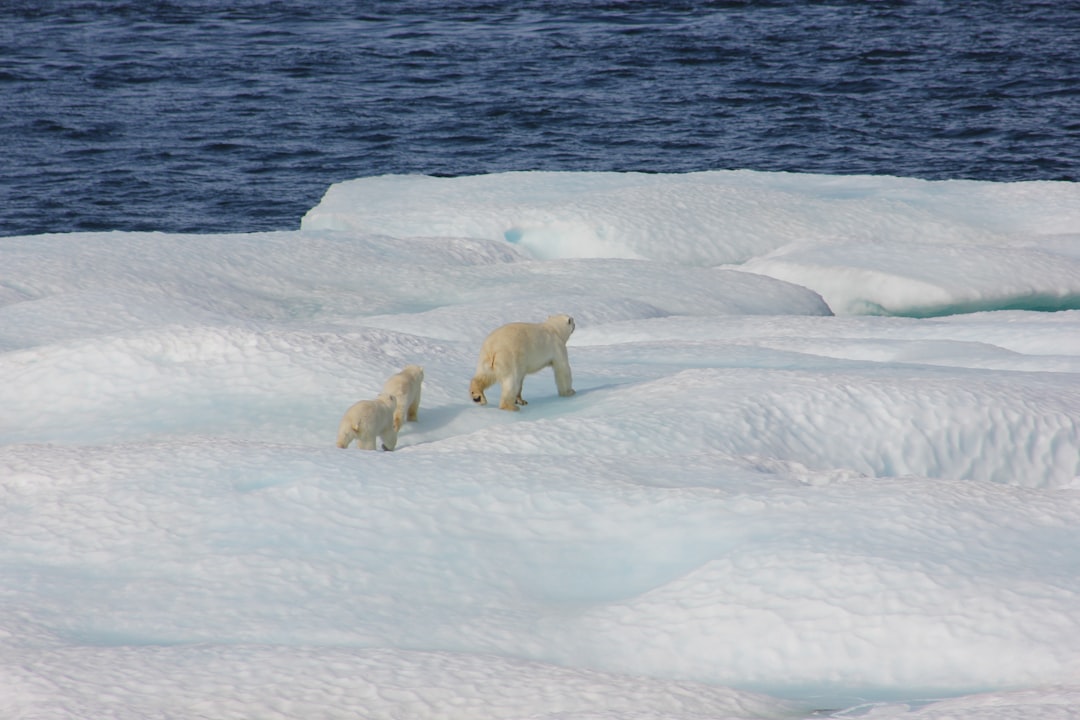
[2,170,1080,719]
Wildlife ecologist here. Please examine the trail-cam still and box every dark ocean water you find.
[2,0,1078,237]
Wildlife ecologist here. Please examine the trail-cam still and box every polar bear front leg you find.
[407,390,421,422]
[381,424,399,451]
[552,349,575,397]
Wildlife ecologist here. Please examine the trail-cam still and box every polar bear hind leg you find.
[498,370,525,411]
[336,421,357,449]
[470,372,493,406]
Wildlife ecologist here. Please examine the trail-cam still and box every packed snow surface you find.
[3,170,1080,719]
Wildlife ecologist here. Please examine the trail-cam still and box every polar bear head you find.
[544,314,576,342]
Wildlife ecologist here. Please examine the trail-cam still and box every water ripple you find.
[1,0,1078,235]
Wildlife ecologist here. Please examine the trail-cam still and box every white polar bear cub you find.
[382,364,424,431]
[336,393,399,450]
[470,314,576,411]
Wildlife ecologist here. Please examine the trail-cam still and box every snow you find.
[2,170,1080,719]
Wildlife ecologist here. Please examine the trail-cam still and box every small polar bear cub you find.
[382,364,424,431]
[336,393,399,450]
[470,314,576,411]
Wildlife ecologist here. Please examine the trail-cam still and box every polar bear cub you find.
[382,364,424,431]
[336,393,399,450]
[469,314,576,411]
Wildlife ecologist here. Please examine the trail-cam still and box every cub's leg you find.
[381,425,399,451]
[356,426,377,450]
[336,422,356,449]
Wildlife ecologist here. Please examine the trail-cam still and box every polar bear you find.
[382,364,424,431]
[336,393,399,450]
[469,314,576,411]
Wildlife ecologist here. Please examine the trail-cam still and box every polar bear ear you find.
[567,316,575,331]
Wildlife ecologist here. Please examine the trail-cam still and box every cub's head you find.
[377,392,397,411]
[545,314,576,341]
[404,364,424,381]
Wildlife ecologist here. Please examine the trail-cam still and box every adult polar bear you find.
[470,314,576,411]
